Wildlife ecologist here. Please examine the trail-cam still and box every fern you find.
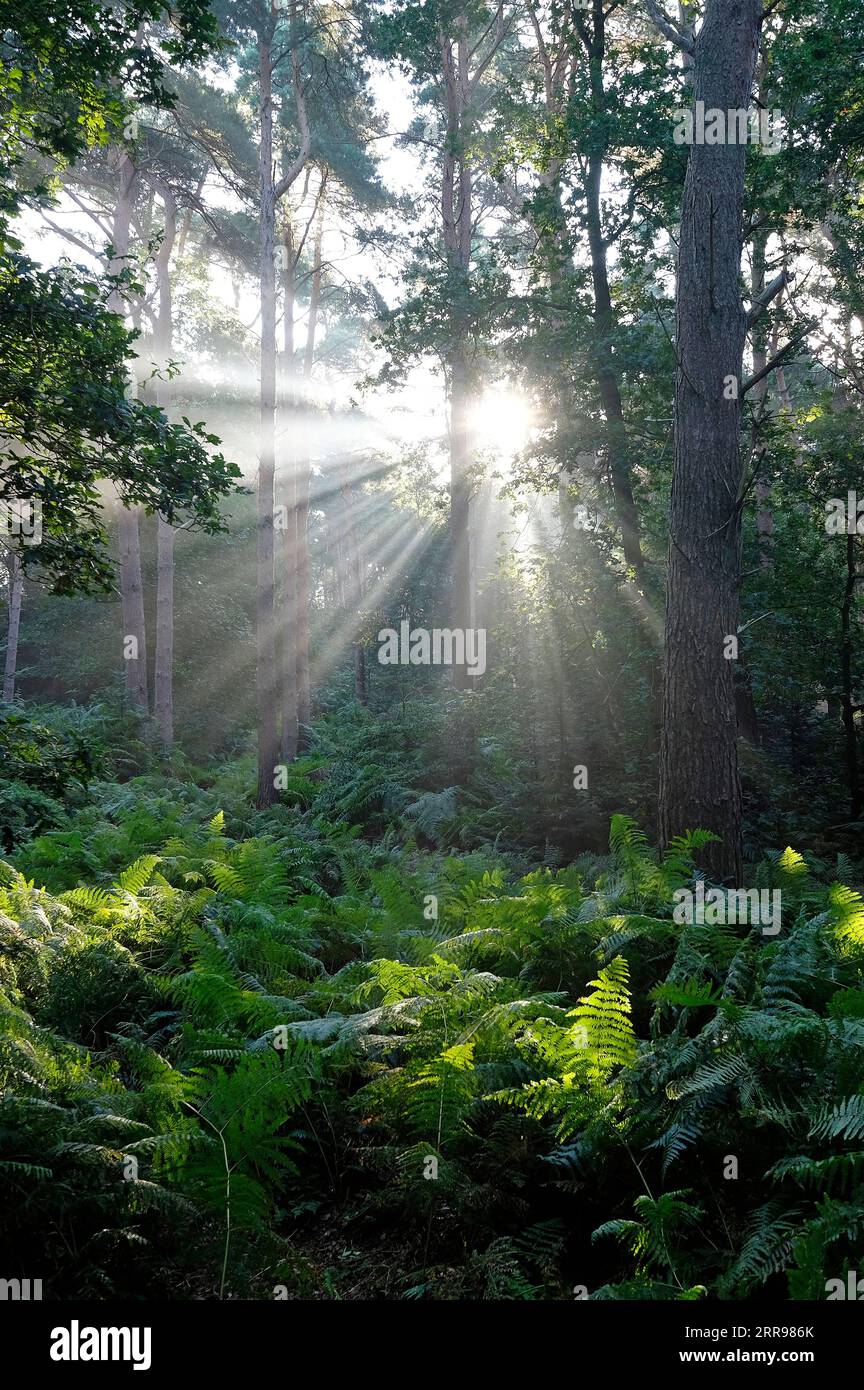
[717,1203,802,1296]
[650,979,724,1010]
[809,1095,864,1142]
[593,1191,703,1281]
[608,815,653,897]
[570,955,638,1079]
[768,1151,864,1193]
[115,855,161,895]
[828,883,864,954]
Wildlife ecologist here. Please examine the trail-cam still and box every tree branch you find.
[274,48,311,200]
[467,1,516,98]
[745,268,791,329]
[642,0,695,53]
[39,216,100,259]
[741,325,810,395]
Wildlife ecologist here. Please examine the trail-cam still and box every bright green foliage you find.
[4,762,863,1299]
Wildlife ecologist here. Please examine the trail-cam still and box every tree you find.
[654,0,764,882]
[0,0,220,188]
[275,10,386,754]
[0,0,238,638]
[109,147,150,710]
[294,177,327,738]
[214,0,311,804]
[2,552,23,701]
[0,251,239,594]
[374,0,515,687]
[151,181,178,749]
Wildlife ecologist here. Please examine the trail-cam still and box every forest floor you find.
[2,704,864,1300]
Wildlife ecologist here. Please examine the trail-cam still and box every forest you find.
[1,0,864,1315]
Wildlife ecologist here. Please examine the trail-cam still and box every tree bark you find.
[155,519,174,746]
[658,0,762,883]
[108,151,148,711]
[153,183,177,752]
[338,451,368,705]
[449,351,473,684]
[840,534,862,819]
[256,35,280,804]
[735,229,770,746]
[354,646,367,705]
[119,505,149,708]
[279,216,299,762]
[579,8,646,578]
[295,184,326,741]
[441,15,475,688]
[3,552,23,702]
[257,7,309,794]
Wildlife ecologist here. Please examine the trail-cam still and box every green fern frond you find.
[666,1051,750,1101]
[827,883,864,954]
[650,979,724,1009]
[115,855,161,895]
[570,955,638,1078]
[809,1095,864,1142]
[61,885,115,911]
[768,1151,864,1193]
[206,862,250,899]
[717,1202,802,1296]
[0,1158,53,1180]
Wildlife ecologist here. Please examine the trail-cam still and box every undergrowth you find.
[2,710,864,1300]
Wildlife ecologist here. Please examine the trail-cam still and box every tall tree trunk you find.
[3,553,23,702]
[258,6,309,786]
[440,16,476,688]
[735,230,770,746]
[280,217,299,762]
[153,184,177,752]
[449,350,473,686]
[658,0,762,883]
[119,506,149,708]
[256,35,279,805]
[355,645,367,705]
[840,534,862,819]
[109,151,148,710]
[522,13,575,545]
[339,451,367,705]
[176,172,204,260]
[155,520,174,746]
[580,9,645,578]
[677,2,696,86]
[295,184,326,742]
[750,62,776,567]
[585,195,644,578]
